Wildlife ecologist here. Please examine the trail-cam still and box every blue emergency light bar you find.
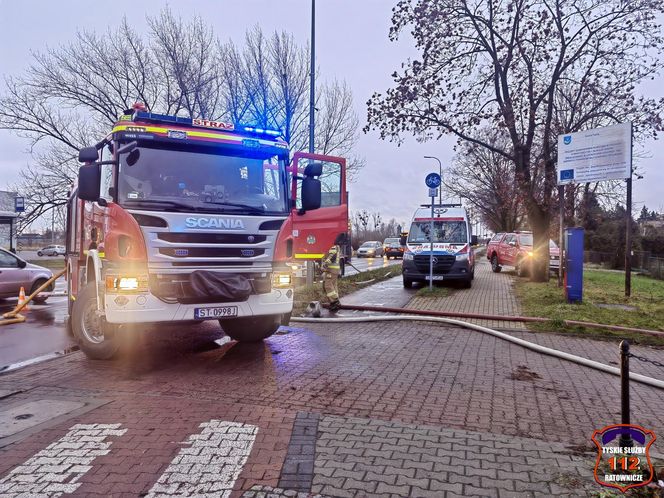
[131,110,190,126]
[129,111,283,139]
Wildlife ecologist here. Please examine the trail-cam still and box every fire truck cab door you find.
[291,152,348,261]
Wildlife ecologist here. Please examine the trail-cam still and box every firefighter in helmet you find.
[321,233,347,312]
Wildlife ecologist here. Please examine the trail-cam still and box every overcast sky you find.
[1,0,662,231]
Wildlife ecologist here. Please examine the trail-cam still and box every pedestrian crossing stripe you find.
[0,420,258,497]
[146,420,257,497]
[0,423,126,497]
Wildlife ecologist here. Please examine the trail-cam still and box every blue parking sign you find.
[14,197,25,212]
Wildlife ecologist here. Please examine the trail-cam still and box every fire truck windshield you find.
[117,142,289,214]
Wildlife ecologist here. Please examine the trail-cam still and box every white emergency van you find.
[401,204,476,288]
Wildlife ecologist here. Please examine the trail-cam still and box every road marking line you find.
[0,423,126,497]
[146,420,257,497]
[0,347,79,374]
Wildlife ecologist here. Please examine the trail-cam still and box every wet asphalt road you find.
[0,257,402,370]
[343,254,401,276]
[0,280,71,370]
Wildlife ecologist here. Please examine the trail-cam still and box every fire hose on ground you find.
[291,305,664,390]
[0,269,66,326]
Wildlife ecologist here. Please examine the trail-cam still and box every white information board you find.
[557,122,632,185]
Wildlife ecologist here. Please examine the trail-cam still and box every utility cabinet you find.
[564,227,584,303]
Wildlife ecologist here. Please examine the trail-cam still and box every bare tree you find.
[367,0,664,281]
[148,9,222,118]
[445,129,526,233]
[0,11,364,232]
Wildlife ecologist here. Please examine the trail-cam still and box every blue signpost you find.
[425,173,442,189]
[424,173,441,290]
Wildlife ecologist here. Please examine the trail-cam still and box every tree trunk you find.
[526,206,551,282]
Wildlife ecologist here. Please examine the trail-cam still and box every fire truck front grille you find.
[157,233,266,244]
[150,272,272,304]
[158,247,266,258]
[413,255,456,273]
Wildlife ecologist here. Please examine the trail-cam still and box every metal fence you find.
[584,250,664,280]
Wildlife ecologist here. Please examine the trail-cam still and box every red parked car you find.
[486,232,560,277]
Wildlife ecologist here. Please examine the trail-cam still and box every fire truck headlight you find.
[272,272,292,288]
[105,274,149,293]
[527,251,534,258]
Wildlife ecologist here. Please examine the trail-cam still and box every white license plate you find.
[194,306,238,319]
[425,275,445,281]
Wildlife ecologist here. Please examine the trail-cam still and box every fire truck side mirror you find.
[303,162,323,177]
[301,177,321,211]
[78,165,101,201]
[78,146,99,163]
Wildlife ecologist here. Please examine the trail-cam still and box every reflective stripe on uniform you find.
[295,253,325,259]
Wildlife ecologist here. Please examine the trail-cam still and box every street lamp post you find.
[306,0,316,286]
[424,156,442,206]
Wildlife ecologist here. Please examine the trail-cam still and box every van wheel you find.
[461,278,472,289]
[72,283,120,360]
[491,255,502,273]
[220,315,281,342]
[403,278,413,289]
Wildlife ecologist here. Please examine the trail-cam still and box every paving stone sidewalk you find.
[407,259,527,330]
[312,415,597,498]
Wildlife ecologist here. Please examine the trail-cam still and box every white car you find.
[37,245,66,257]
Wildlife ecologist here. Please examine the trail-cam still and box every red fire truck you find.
[65,105,348,359]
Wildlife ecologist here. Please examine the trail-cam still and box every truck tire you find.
[491,254,502,273]
[403,277,413,289]
[220,315,281,342]
[461,278,472,289]
[71,282,120,360]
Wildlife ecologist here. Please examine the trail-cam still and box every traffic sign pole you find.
[429,192,435,290]
[424,173,441,292]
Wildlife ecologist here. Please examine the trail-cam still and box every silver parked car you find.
[0,248,53,304]
[356,241,384,258]
[37,244,66,257]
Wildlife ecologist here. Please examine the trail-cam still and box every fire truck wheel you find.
[72,283,120,360]
[219,315,281,342]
